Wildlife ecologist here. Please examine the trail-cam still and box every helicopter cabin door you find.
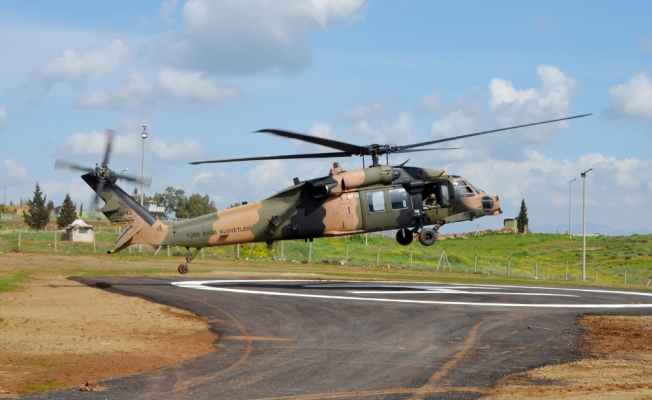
[360,186,412,231]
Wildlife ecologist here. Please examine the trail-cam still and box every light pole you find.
[140,125,147,206]
[569,178,576,239]
[581,168,593,282]
[120,168,128,183]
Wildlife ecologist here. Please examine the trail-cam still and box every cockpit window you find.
[453,180,475,198]
[468,181,482,194]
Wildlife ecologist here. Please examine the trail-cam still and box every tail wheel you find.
[178,264,189,274]
[396,228,413,246]
[418,228,437,246]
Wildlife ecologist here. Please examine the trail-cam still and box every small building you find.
[503,218,518,230]
[146,200,165,217]
[61,219,95,243]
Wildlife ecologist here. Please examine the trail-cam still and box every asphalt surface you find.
[19,277,652,400]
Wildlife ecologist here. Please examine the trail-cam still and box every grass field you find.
[1,223,651,287]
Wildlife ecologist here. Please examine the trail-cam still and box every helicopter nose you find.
[481,195,502,215]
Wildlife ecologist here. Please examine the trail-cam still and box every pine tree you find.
[517,198,529,234]
[57,194,77,229]
[24,183,49,231]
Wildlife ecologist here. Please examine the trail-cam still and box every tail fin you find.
[82,173,172,252]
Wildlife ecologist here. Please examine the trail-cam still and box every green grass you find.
[2,229,651,287]
[0,268,31,293]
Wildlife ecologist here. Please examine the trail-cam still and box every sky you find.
[1,0,651,235]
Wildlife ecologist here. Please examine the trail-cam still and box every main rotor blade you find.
[397,113,592,151]
[394,147,461,154]
[54,160,94,173]
[119,173,152,186]
[190,151,352,165]
[256,129,365,155]
[102,129,116,168]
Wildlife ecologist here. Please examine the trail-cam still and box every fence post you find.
[345,242,349,265]
[535,262,538,280]
[128,245,131,255]
[474,252,477,273]
[308,241,312,263]
[507,255,511,277]
[410,248,413,269]
[167,246,170,256]
[237,243,240,259]
[376,244,380,267]
[201,248,205,258]
[595,268,598,283]
[565,261,568,281]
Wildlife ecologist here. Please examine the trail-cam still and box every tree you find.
[517,198,529,234]
[46,200,55,218]
[157,187,187,218]
[24,183,49,231]
[184,194,217,218]
[57,194,77,229]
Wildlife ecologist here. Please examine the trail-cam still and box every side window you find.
[440,185,451,206]
[366,191,386,212]
[389,188,408,210]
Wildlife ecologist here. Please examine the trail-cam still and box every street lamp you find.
[569,178,576,240]
[140,125,147,206]
[120,168,128,183]
[581,168,593,282]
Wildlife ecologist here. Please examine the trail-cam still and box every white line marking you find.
[348,291,579,297]
[171,280,652,309]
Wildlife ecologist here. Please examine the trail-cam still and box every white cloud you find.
[157,68,242,102]
[445,151,652,230]
[42,39,130,85]
[149,138,206,162]
[0,103,7,129]
[532,15,562,36]
[605,73,652,120]
[160,0,179,25]
[57,130,140,160]
[158,0,366,75]
[3,158,29,182]
[339,96,399,122]
[414,65,584,160]
[245,159,289,195]
[639,35,652,52]
[75,68,242,110]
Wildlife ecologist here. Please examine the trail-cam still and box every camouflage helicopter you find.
[55,114,590,274]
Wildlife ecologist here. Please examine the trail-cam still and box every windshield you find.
[467,181,482,194]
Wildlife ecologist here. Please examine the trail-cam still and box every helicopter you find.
[55,114,590,274]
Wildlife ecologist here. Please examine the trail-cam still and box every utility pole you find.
[569,178,576,239]
[581,168,593,282]
[140,125,148,206]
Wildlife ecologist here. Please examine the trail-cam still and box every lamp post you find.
[120,168,128,183]
[569,178,576,239]
[140,125,147,206]
[581,168,593,282]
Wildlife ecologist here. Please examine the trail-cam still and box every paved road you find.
[22,277,652,399]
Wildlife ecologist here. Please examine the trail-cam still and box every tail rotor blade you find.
[102,129,116,168]
[54,160,94,173]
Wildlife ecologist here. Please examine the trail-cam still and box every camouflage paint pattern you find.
[85,161,501,253]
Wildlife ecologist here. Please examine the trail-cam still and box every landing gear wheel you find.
[418,228,437,246]
[396,228,413,246]
[178,264,189,274]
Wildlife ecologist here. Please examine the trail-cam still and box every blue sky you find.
[1,0,651,234]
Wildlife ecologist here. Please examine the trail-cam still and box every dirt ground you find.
[2,253,652,397]
[0,275,217,396]
[485,315,652,399]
